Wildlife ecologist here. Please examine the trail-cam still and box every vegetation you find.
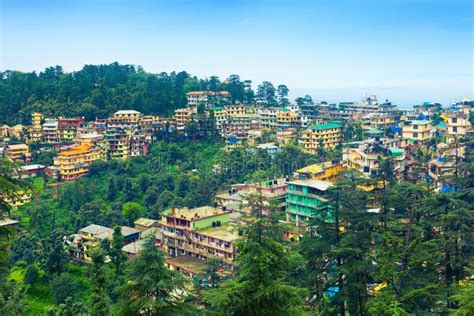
[1,133,473,314]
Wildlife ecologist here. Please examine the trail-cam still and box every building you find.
[57,117,85,144]
[67,224,140,263]
[215,178,288,213]
[256,142,281,156]
[19,164,45,178]
[276,128,297,144]
[276,108,300,129]
[293,161,345,182]
[174,107,197,132]
[5,144,32,163]
[3,190,32,209]
[42,118,59,144]
[286,179,333,226]
[257,107,278,129]
[105,129,130,160]
[107,110,142,130]
[445,113,471,144]
[29,112,43,142]
[402,120,433,143]
[130,134,148,157]
[223,113,258,136]
[342,139,406,178]
[186,91,230,107]
[159,206,240,270]
[211,106,228,136]
[299,123,343,153]
[134,218,160,232]
[54,143,102,180]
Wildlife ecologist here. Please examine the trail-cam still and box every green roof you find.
[389,148,404,157]
[311,123,343,130]
[437,122,447,129]
[212,106,224,111]
[365,128,384,134]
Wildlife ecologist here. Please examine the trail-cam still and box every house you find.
[402,120,433,143]
[19,164,45,178]
[293,161,345,182]
[5,144,32,163]
[186,91,230,107]
[134,218,160,232]
[107,110,142,130]
[299,123,343,153]
[445,112,471,144]
[53,143,102,180]
[286,179,334,226]
[159,206,240,270]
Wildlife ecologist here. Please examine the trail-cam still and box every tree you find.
[110,226,126,275]
[277,84,290,106]
[204,194,307,315]
[107,177,117,201]
[123,179,134,202]
[43,229,68,278]
[24,264,40,287]
[122,202,144,226]
[88,250,110,316]
[51,273,81,305]
[115,238,190,315]
[225,74,245,104]
[256,81,276,106]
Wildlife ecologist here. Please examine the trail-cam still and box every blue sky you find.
[1,0,472,106]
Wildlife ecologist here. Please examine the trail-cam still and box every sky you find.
[0,0,473,107]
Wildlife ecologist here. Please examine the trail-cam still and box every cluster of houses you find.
[1,91,473,276]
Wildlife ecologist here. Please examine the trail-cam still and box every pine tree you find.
[110,226,126,276]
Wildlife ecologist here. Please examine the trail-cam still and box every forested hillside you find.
[0,63,263,125]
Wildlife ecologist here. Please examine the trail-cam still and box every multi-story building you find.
[299,123,343,153]
[215,178,288,213]
[276,128,297,144]
[5,144,32,163]
[57,117,85,144]
[29,112,43,142]
[257,107,278,129]
[66,224,140,263]
[286,179,333,226]
[42,118,59,144]
[159,206,240,270]
[3,190,32,209]
[293,161,345,182]
[225,105,246,117]
[445,113,471,144]
[342,139,406,178]
[211,106,228,136]
[361,115,396,131]
[276,108,300,129]
[130,134,148,157]
[224,113,258,136]
[106,130,130,160]
[174,107,197,132]
[54,143,102,180]
[186,91,230,107]
[107,110,142,130]
[402,120,433,143]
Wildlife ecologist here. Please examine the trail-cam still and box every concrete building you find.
[286,179,333,226]
[160,206,240,270]
[186,91,230,107]
[293,161,345,182]
[54,143,102,180]
[299,123,343,153]
[402,120,433,143]
[29,112,43,142]
[445,113,471,144]
[107,110,142,130]
[5,144,32,163]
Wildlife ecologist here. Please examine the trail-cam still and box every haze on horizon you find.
[0,0,472,107]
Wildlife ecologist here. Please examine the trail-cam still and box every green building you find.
[286,179,333,225]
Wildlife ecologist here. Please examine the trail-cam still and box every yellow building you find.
[54,143,102,180]
[5,144,32,163]
[174,107,197,131]
[294,161,345,182]
[445,113,471,144]
[211,106,228,136]
[225,105,246,116]
[276,108,300,129]
[29,112,43,142]
[299,123,343,153]
[4,190,32,209]
[107,110,142,129]
[402,120,432,142]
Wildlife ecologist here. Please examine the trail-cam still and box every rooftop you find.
[121,226,140,237]
[58,143,92,156]
[163,206,229,221]
[287,179,334,191]
[165,256,209,274]
[310,123,343,130]
[114,110,141,115]
[134,218,159,227]
[7,144,29,150]
[197,223,240,242]
[79,224,113,239]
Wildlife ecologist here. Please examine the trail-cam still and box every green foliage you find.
[110,226,126,276]
[50,273,81,305]
[115,238,190,315]
[24,264,39,286]
[121,202,144,226]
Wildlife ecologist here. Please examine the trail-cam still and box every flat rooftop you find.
[166,256,209,274]
[163,206,228,220]
[197,223,240,242]
[287,179,334,191]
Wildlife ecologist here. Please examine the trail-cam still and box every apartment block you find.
[107,110,142,130]
[5,144,32,163]
[286,179,333,226]
[160,206,240,270]
[299,123,343,153]
[445,113,471,144]
[54,143,102,180]
[186,91,230,107]
[402,120,432,143]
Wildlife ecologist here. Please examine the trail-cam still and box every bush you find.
[50,273,80,305]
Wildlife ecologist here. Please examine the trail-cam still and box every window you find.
[413,132,418,138]
[413,125,418,130]
[452,118,457,124]
[453,126,458,132]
